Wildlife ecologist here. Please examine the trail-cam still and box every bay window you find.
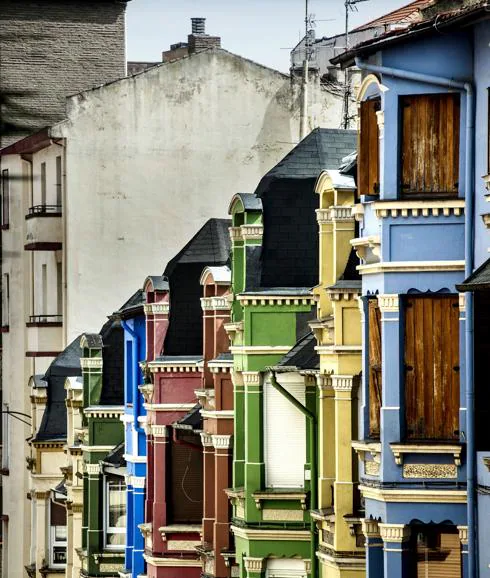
[104,475,126,549]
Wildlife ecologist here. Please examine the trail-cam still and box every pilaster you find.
[379,523,411,578]
[362,519,383,578]
[151,424,168,554]
[233,371,245,488]
[213,434,232,578]
[458,525,468,578]
[201,432,215,545]
[244,556,265,578]
[317,374,334,509]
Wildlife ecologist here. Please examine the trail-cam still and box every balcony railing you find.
[27,315,62,326]
[26,204,62,218]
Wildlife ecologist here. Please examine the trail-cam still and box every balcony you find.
[26,315,63,357]
[25,205,62,251]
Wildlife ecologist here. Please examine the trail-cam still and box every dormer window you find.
[358,97,381,197]
[400,93,460,199]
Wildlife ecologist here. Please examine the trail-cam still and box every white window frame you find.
[103,475,126,550]
[48,501,67,568]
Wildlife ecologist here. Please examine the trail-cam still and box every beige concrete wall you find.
[53,48,337,342]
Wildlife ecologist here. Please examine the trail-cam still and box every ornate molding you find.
[200,432,214,447]
[212,434,232,450]
[459,293,466,312]
[80,357,102,370]
[364,461,380,476]
[129,476,146,489]
[243,557,265,572]
[138,383,154,404]
[351,236,381,263]
[403,464,457,479]
[457,525,468,545]
[379,523,410,543]
[201,296,232,311]
[151,425,168,438]
[359,261,465,275]
[241,224,263,241]
[144,302,169,315]
[224,321,243,341]
[237,294,317,307]
[331,375,354,392]
[85,463,101,476]
[362,519,380,539]
[373,200,464,219]
[148,362,201,373]
[242,371,262,387]
[377,294,399,313]
[390,443,462,467]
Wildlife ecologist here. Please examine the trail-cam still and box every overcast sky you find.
[126,0,409,72]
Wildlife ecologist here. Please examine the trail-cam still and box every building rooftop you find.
[277,331,319,370]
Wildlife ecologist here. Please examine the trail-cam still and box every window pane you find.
[54,525,67,542]
[108,479,126,529]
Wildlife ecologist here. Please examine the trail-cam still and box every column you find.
[86,463,102,576]
[362,519,383,578]
[131,476,146,577]
[243,372,264,521]
[151,424,168,555]
[71,503,83,578]
[332,375,356,550]
[233,371,245,487]
[125,483,134,571]
[317,375,334,509]
[66,502,73,578]
[377,295,402,480]
[458,525,468,578]
[213,434,232,578]
[201,432,215,546]
[379,523,411,578]
[244,556,265,578]
[34,491,48,575]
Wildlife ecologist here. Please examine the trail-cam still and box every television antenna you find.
[342,0,370,129]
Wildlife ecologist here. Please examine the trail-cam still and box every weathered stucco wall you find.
[55,49,335,342]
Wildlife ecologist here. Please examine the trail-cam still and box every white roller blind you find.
[264,375,306,488]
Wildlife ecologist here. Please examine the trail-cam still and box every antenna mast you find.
[342,0,369,129]
[300,0,310,140]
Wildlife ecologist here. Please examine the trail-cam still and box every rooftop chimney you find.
[191,17,206,35]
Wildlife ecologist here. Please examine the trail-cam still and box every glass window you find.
[2,169,9,227]
[49,501,67,567]
[105,476,126,548]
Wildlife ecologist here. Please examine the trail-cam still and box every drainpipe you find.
[120,319,145,435]
[268,368,317,578]
[355,57,476,576]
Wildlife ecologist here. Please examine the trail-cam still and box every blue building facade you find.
[116,290,147,578]
[333,8,490,576]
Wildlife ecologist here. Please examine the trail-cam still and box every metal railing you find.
[27,204,62,216]
[28,314,62,324]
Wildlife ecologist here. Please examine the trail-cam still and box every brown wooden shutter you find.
[401,94,460,198]
[169,434,203,524]
[404,296,459,440]
[414,527,461,578]
[368,299,382,438]
[358,98,380,197]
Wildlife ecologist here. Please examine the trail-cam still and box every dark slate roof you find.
[328,280,362,290]
[83,334,103,349]
[101,442,126,468]
[277,331,319,370]
[173,404,203,431]
[162,219,231,356]
[54,479,67,496]
[214,351,233,361]
[99,319,124,406]
[115,288,145,319]
[457,258,490,291]
[146,275,169,292]
[229,192,263,212]
[339,247,361,282]
[34,336,82,443]
[255,128,357,196]
[254,129,356,289]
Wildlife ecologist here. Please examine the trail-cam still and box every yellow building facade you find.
[311,170,365,578]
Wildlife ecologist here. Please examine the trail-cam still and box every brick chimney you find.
[188,17,221,54]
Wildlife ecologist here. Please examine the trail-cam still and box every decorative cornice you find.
[231,526,310,541]
[80,357,102,370]
[241,224,263,240]
[85,463,101,476]
[243,557,265,572]
[84,406,124,419]
[457,525,468,545]
[150,425,168,438]
[379,523,411,543]
[224,321,243,341]
[208,360,233,374]
[359,485,466,504]
[373,200,465,219]
[350,235,381,263]
[200,296,232,311]
[144,402,197,412]
[326,287,361,301]
[148,362,202,373]
[358,261,465,275]
[143,555,201,568]
[242,371,262,387]
[129,476,145,489]
[377,294,399,313]
[331,375,354,392]
[230,345,291,356]
[237,294,317,307]
[212,434,232,450]
[200,432,214,447]
[403,464,457,479]
[138,383,154,404]
[200,409,234,420]
[144,302,169,315]
[390,443,462,466]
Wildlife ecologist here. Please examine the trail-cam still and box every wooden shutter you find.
[368,299,382,438]
[404,296,460,440]
[414,527,461,578]
[169,434,203,523]
[358,98,380,196]
[264,379,306,488]
[401,94,460,198]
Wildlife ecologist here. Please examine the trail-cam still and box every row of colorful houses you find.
[6,1,490,577]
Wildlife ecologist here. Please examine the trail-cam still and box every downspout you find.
[268,368,317,578]
[120,319,145,435]
[355,57,476,576]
